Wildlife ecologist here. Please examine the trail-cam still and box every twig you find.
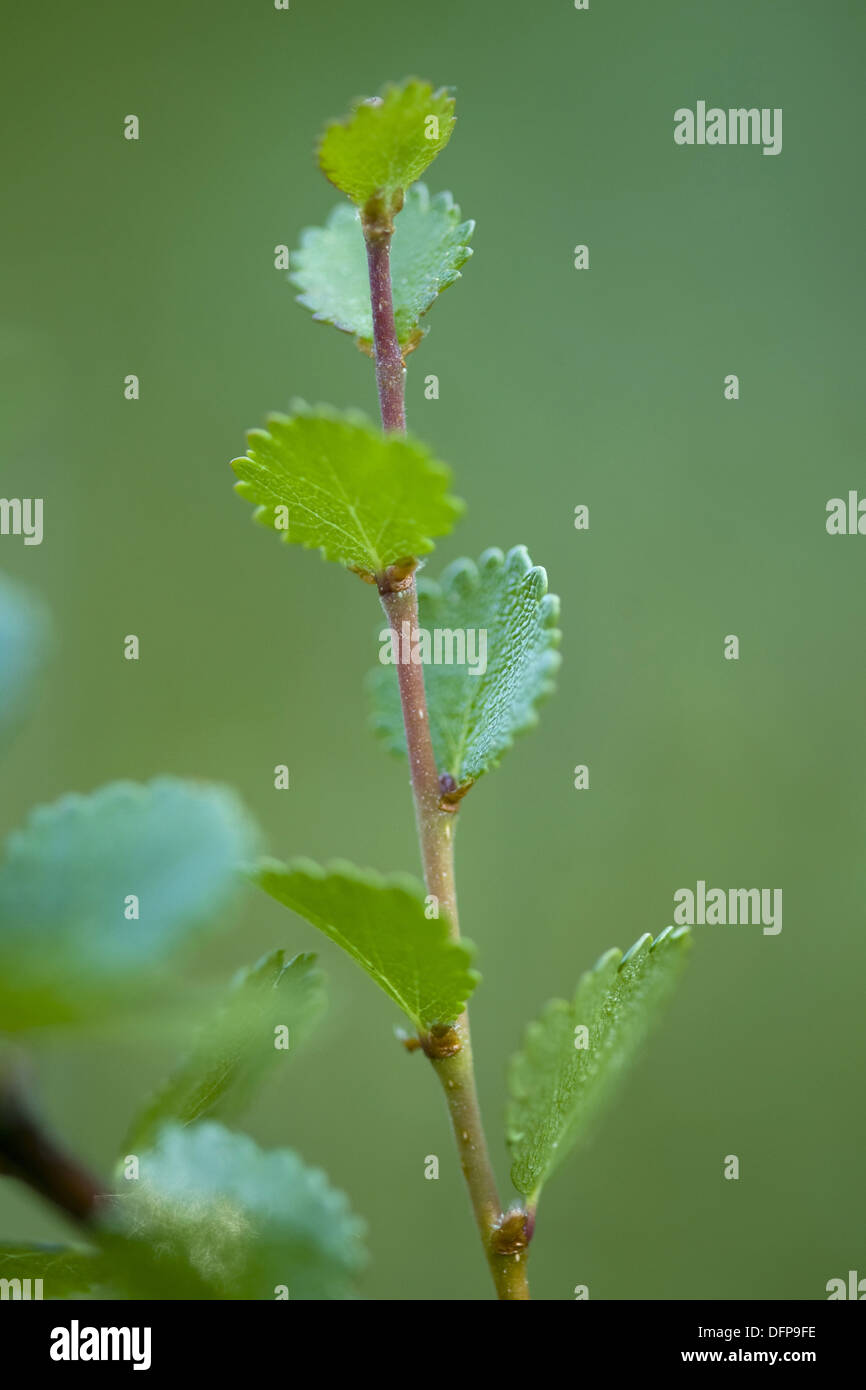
[0,1062,104,1225]
[367,204,531,1300]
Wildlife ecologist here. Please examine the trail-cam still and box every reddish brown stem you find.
[364,230,406,433]
[365,187,531,1299]
[0,1076,104,1225]
[377,580,530,1300]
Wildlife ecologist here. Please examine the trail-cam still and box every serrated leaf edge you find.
[506,925,692,1197]
[230,401,464,577]
[251,856,480,1028]
[289,184,475,350]
[0,776,257,870]
[368,544,562,780]
[316,79,457,206]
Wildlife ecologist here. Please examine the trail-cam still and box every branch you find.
[0,1060,105,1226]
[367,203,531,1300]
[377,580,530,1299]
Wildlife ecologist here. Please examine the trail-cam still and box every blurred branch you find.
[0,1052,105,1225]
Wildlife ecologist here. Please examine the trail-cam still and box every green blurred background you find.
[2,0,864,1299]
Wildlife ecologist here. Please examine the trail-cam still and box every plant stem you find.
[377,581,449,901]
[0,1067,104,1225]
[364,225,406,433]
[378,581,530,1300]
[367,218,531,1299]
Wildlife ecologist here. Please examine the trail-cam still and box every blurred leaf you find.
[0,1243,100,1298]
[232,402,463,579]
[253,859,478,1030]
[105,1122,366,1300]
[369,547,561,788]
[0,778,259,1030]
[291,185,474,353]
[0,574,49,755]
[318,79,455,218]
[123,951,326,1154]
[507,927,692,1203]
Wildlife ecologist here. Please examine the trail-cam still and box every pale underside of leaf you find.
[369,546,561,787]
[0,778,259,1030]
[291,184,474,353]
[231,403,463,579]
[318,80,456,214]
[252,858,479,1030]
[507,926,692,1203]
[122,950,326,1154]
[104,1122,366,1300]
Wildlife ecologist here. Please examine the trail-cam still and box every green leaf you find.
[253,859,478,1030]
[369,546,561,788]
[507,926,692,1203]
[318,79,456,218]
[122,951,326,1154]
[105,1122,366,1300]
[0,778,259,1030]
[231,402,463,579]
[291,184,474,354]
[0,574,49,753]
[0,1243,101,1298]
